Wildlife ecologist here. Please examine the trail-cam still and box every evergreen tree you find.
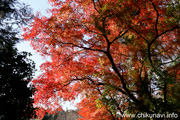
[0,0,35,119]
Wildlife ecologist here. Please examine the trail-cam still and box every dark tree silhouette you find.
[0,50,35,120]
[0,0,35,119]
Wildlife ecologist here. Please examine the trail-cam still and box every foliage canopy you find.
[24,0,180,119]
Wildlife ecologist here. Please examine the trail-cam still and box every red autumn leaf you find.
[24,0,180,119]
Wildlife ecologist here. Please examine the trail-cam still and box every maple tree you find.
[24,0,180,119]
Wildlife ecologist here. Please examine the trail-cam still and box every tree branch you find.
[148,26,180,65]
[150,0,159,35]
[60,42,106,53]
[110,28,130,44]
[91,0,100,13]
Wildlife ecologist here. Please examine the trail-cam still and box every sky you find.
[16,0,51,77]
[16,0,79,111]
